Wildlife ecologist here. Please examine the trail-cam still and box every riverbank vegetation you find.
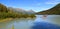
[0,3,36,20]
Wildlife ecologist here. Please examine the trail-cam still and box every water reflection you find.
[41,15,48,19]
[32,22,60,29]
[0,18,35,29]
[0,15,60,29]
[32,15,60,29]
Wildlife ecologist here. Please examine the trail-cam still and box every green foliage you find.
[0,3,8,12]
[0,3,36,19]
[0,12,36,19]
[29,14,36,18]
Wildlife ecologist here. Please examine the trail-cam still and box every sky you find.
[0,0,60,12]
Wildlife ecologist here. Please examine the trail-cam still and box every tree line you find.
[0,3,36,19]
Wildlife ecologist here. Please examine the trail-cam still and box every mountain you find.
[37,3,60,15]
[8,7,35,14]
[0,3,36,19]
[8,7,26,13]
[26,9,35,14]
[0,3,35,14]
[0,3,8,12]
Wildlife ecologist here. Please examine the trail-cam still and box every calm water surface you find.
[0,15,60,29]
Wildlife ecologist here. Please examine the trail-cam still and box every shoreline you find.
[0,17,36,22]
[0,18,13,22]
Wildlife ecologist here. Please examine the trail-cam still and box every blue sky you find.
[0,0,60,12]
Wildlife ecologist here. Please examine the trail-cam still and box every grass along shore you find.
[0,18,13,22]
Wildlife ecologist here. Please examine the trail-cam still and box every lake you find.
[0,15,60,29]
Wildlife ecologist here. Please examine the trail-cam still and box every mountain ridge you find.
[8,7,35,14]
[37,3,60,15]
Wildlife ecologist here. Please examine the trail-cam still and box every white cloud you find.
[53,0,60,1]
[44,0,60,4]
[45,2,60,4]
[45,0,60,4]
[46,0,60,1]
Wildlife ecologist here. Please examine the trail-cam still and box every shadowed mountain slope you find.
[37,3,60,15]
